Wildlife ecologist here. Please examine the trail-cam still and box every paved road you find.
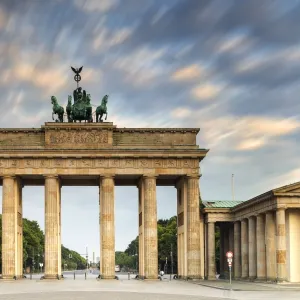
[1,275,300,300]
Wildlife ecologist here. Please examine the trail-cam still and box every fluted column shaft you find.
[265,211,276,281]
[248,216,257,280]
[234,221,241,279]
[256,214,266,280]
[2,176,23,279]
[186,176,201,278]
[241,219,249,279]
[44,176,61,279]
[100,176,115,279]
[207,222,216,280]
[144,176,158,279]
[276,208,287,282]
[138,179,145,278]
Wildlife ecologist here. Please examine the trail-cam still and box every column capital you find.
[44,174,59,179]
[142,175,157,179]
[2,174,16,179]
[186,174,201,179]
[100,174,115,179]
[277,206,286,211]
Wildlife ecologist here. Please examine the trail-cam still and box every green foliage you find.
[61,245,87,270]
[0,214,86,272]
[115,251,136,270]
[124,216,178,274]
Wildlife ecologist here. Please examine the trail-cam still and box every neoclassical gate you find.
[0,122,208,280]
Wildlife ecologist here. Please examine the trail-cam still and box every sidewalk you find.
[191,279,300,291]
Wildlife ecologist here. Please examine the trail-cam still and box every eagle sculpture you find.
[71,66,83,74]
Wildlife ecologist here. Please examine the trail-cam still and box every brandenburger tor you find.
[1,67,299,283]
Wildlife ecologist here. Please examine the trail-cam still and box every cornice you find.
[114,128,200,133]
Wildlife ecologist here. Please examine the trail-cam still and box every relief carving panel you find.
[45,129,110,148]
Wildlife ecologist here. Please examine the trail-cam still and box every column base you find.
[206,276,216,280]
[248,276,256,281]
[255,277,266,282]
[276,278,288,283]
[266,277,277,282]
[1,275,23,280]
[241,276,249,280]
[99,275,117,280]
[43,274,63,280]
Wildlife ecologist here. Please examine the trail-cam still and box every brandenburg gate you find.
[0,122,208,280]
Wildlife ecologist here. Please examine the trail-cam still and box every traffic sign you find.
[226,251,233,258]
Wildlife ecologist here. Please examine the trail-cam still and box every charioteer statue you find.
[50,66,108,123]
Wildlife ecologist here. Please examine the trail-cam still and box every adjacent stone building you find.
[202,183,300,283]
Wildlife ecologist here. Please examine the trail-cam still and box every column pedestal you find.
[44,175,61,279]
[100,176,115,279]
[1,176,23,279]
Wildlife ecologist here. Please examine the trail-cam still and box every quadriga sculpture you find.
[66,87,93,123]
[51,96,64,122]
[96,95,108,122]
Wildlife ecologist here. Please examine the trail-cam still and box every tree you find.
[0,215,86,273]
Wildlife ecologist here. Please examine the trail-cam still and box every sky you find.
[1,0,300,258]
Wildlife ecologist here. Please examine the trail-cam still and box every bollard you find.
[30,273,32,280]
[85,272,86,280]
[74,271,75,280]
[128,272,130,280]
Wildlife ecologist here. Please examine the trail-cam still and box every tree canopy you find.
[0,214,86,272]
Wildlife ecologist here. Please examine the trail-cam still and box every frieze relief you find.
[0,157,199,170]
[46,130,109,146]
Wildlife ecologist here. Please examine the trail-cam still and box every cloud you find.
[171,64,202,81]
[171,107,192,119]
[191,83,223,100]
[74,0,119,13]
[93,27,133,52]
[111,46,168,87]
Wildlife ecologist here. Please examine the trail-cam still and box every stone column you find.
[248,216,257,280]
[138,178,145,278]
[265,211,276,281]
[199,213,205,279]
[223,225,229,279]
[276,208,287,282]
[207,222,216,280]
[241,219,249,279]
[44,175,61,279]
[2,176,23,279]
[176,179,186,278]
[100,176,115,279]
[234,221,241,279]
[219,225,224,278]
[186,176,201,278]
[143,176,158,279]
[256,214,266,280]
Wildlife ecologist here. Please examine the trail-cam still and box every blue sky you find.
[1,0,300,257]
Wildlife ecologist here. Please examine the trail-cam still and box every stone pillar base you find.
[206,276,216,280]
[248,276,256,281]
[241,277,249,280]
[43,274,62,280]
[267,277,277,282]
[255,277,266,282]
[100,275,116,280]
